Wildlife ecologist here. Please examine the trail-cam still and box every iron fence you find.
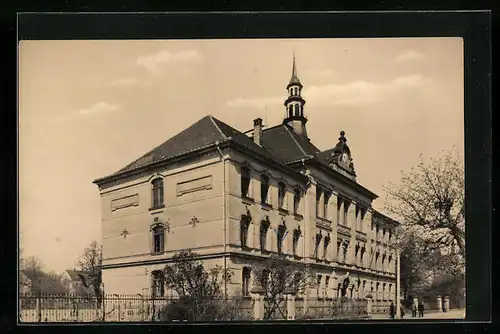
[19,293,256,323]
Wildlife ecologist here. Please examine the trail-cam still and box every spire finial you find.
[288,50,301,87]
[339,131,346,142]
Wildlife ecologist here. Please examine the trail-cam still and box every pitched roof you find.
[65,269,91,281]
[260,124,320,164]
[95,116,279,183]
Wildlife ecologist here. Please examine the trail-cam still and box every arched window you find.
[151,178,164,209]
[278,182,286,209]
[294,104,299,117]
[241,166,251,198]
[151,270,164,298]
[242,267,251,296]
[152,225,165,254]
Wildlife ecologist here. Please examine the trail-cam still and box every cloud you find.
[395,50,425,63]
[226,74,431,109]
[304,74,430,106]
[73,102,120,117]
[136,49,203,73]
[108,77,139,87]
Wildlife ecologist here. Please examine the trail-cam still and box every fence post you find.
[365,296,373,318]
[444,296,450,312]
[250,286,265,320]
[286,294,296,320]
[436,295,443,312]
[36,296,41,322]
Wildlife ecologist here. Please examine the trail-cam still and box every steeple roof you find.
[287,53,302,88]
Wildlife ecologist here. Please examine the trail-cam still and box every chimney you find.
[253,118,263,146]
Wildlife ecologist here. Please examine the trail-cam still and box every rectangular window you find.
[152,179,164,208]
[153,226,165,253]
[316,188,322,217]
[293,188,301,214]
[337,197,342,224]
[241,167,251,198]
[343,200,350,226]
[260,175,270,204]
[323,191,331,219]
[278,183,286,209]
[151,271,164,298]
[242,268,251,297]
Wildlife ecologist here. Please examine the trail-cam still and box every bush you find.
[159,296,247,322]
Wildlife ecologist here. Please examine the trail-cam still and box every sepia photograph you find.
[19,36,467,323]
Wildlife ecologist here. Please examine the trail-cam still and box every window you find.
[343,200,350,226]
[260,175,270,204]
[355,244,360,263]
[151,178,164,208]
[241,166,251,198]
[355,206,360,230]
[293,188,301,214]
[316,188,322,217]
[261,269,270,290]
[388,230,392,241]
[151,270,164,298]
[337,197,342,224]
[278,183,286,209]
[343,243,348,263]
[242,267,251,296]
[382,228,386,240]
[323,234,331,259]
[325,276,330,298]
[260,218,270,251]
[314,232,322,258]
[292,227,301,256]
[337,240,342,261]
[240,213,251,248]
[323,191,331,219]
[152,226,165,253]
[294,104,299,117]
[316,275,322,297]
[277,221,287,254]
[382,283,386,300]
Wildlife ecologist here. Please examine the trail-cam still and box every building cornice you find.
[94,137,308,189]
[287,157,378,201]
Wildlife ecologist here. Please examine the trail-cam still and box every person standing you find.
[412,301,418,317]
[418,302,424,317]
[389,302,396,319]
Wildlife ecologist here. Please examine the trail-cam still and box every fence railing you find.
[19,293,371,322]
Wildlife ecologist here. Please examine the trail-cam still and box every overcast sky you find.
[19,38,464,273]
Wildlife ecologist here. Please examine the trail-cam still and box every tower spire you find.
[288,50,302,88]
[283,53,307,137]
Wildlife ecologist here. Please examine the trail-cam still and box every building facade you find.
[93,57,399,303]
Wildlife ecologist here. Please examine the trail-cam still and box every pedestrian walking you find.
[418,302,424,317]
[412,302,418,317]
[389,302,396,319]
[400,306,405,318]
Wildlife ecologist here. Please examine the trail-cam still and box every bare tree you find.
[76,241,103,306]
[384,149,465,261]
[252,255,313,320]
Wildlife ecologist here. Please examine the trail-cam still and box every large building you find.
[93,56,399,303]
